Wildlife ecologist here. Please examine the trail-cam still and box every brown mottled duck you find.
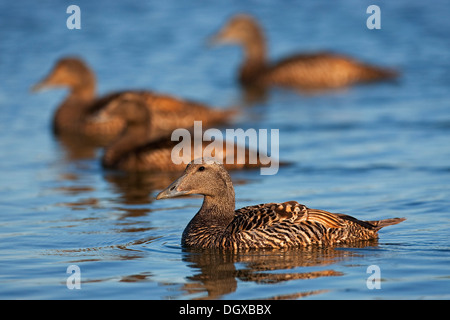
[156,159,405,250]
[32,57,235,143]
[101,95,268,172]
[211,14,398,91]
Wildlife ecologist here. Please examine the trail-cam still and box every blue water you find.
[0,0,449,299]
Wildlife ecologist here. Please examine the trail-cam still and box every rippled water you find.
[0,0,449,299]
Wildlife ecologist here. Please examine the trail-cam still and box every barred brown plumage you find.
[32,57,235,144]
[156,159,405,250]
[211,14,398,91]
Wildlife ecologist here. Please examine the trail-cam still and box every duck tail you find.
[369,217,406,230]
[361,65,400,82]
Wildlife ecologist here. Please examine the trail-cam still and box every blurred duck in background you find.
[32,57,237,145]
[210,14,398,94]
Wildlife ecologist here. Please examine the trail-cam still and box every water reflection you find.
[104,171,180,205]
[178,241,379,299]
[46,126,385,301]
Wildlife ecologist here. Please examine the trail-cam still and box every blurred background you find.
[0,0,449,299]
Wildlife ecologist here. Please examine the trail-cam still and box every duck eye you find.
[198,166,205,172]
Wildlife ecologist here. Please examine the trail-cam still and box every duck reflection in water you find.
[177,241,377,300]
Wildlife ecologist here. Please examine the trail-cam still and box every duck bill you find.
[156,175,190,200]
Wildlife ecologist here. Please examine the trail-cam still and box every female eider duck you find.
[156,159,405,249]
[211,14,398,91]
[32,57,235,143]
[101,95,268,172]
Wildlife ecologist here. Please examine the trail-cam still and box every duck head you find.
[156,158,235,200]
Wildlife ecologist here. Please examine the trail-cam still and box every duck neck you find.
[182,178,236,245]
[103,124,150,167]
[239,30,267,84]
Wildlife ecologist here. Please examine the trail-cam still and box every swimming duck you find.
[156,159,405,249]
[101,95,267,172]
[32,57,235,143]
[211,14,398,91]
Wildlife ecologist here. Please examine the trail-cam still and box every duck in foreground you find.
[211,14,398,91]
[32,57,235,143]
[156,159,405,250]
